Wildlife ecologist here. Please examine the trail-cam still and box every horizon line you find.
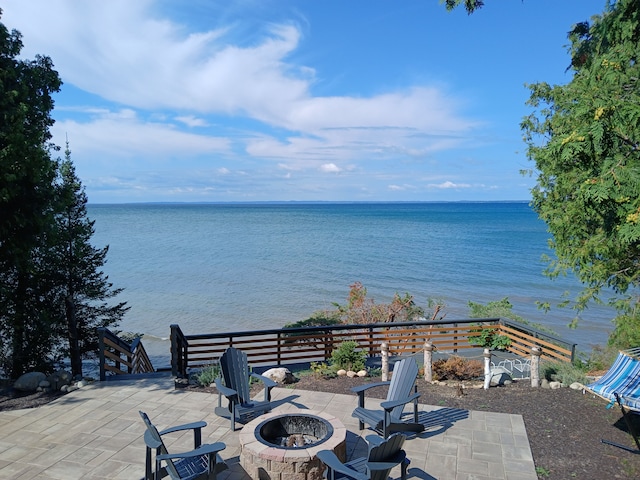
[88,199,532,206]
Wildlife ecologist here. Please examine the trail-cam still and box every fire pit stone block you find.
[240,410,346,480]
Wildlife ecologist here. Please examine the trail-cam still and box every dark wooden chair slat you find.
[352,357,425,438]
[139,411,227,480]
[317,433,409,480]
[214,347,277,431]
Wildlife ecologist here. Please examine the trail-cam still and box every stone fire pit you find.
[239,410,347,480]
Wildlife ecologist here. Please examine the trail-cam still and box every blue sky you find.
[3,0,605,203]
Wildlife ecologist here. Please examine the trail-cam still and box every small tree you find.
[333,282,424,324]
[50,141,129,377]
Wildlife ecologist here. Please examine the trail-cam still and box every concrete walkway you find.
[0,377,537,480]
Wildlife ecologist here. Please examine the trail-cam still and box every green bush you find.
[194,363,221,387]
[608,309,640,350]
[584,345,619,372]
[309,361,338,379]
[468,326,512,350]
[330,341,366,371]
[540,360,588,385]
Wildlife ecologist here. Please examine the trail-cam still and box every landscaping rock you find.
[549,381,563,390]
[346,371,357,378]
[14,372,46,392]
[337,369,347,376]
[262,367,296,384]
[356,370,368,377]
[570,382,584,390]
[489,367,513,386]
[46,369,72,391]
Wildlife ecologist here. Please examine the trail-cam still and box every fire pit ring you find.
[239,410,347,480]
[256,413,334,449]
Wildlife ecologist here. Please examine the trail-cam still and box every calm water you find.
[88,202,615,364]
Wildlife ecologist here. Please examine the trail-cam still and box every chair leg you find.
[602,393,640,453]
[401,457,410,480]
[230,403,236,431]
[145,446,153,480]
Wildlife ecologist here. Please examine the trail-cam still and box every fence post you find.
[381,342,389,381]
[170,324,180,377]
[368,326,374,357]
[277,332,282,365]
[483,348,491,390]
[423,341,433,382]
[98,327,106,381]
[453,323,458,353]
[531,346,542,388]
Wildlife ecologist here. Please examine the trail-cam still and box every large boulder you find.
[14,372,47,392]
[47,369,73,391]
[262,367,296,384]
[489,366,513,387]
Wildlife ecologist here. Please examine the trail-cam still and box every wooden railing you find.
[170,318,576,378]
[98,328,155,381]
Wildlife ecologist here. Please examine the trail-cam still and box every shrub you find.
[540,360,588,385]
[309,361,338,379]
[432,356,483,381]
[608,309,640,350]
[468,326,512,351]
[194,363,221,387]
[584,345,618,373]
[330,340,366,371]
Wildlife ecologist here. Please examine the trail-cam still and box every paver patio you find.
[0,375,537,480]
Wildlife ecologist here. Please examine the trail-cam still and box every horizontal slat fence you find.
[171,318,576,378]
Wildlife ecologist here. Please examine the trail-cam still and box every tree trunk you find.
[11,274,29,377]
[65,296,82,377]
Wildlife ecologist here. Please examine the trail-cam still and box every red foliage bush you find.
[432,356,483,381]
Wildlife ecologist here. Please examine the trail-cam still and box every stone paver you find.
[0,377,537,480]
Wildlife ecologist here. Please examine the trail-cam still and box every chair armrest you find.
[158,420,207,436]
[215,378,238,398]
[143,430,162,449]
[380,392,420,411]
[157,442,226,461]
[316,450,368,480]
[351,381,390,394]
[251,373,277,389]
[364,435,384,447]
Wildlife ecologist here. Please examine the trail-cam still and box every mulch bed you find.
[230,374,640,479]
[0,385,67,411]
[3,375,640,479]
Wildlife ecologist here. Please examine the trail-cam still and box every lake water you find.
[88,202,615,366]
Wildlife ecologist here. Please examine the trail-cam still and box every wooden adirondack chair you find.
[214,346,277,431]
[139,411,227,480]
[352,357,424,438]
[317,433,409,480]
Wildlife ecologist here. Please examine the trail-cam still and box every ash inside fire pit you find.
[256,414,333,449]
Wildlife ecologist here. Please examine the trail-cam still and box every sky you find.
[3,0,607,203]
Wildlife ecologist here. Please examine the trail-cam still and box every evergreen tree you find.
[52,141,129,377]
[0,11,62,376]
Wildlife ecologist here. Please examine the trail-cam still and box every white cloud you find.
[0,0,501,201]
[319,163,341,173]
[51,110,231,167]
[388,184,417,191]
[176,115,209,127]
[427,181,472,189]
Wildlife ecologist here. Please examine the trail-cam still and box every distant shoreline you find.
[88,199,532,206]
